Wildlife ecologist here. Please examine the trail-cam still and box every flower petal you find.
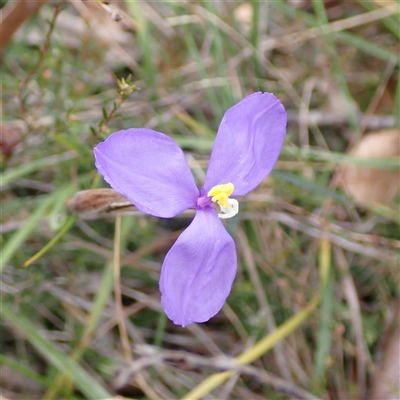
[94,129,199,218]
[160,208,237,326]
[204,92,287,196]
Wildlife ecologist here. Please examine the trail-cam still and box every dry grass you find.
[1,1,399,399]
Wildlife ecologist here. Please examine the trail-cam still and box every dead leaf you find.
[338,129,400,205]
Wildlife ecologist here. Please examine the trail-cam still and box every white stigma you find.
[217,198,239,219]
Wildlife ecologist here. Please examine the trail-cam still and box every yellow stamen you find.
[207,183,234,208]
[207,182,238,219]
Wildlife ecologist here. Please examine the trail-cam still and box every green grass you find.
[1,1,399,399]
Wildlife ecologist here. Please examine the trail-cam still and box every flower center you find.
[207,183,239,219]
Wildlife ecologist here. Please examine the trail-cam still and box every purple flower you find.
[94,92,287,327]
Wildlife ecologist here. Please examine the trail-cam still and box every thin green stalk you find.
[1,193,56,272]
[125,1,156,85]
[23,214,77,268]
[113,215,132,362]
[250,0,261,76]
[313,266,334,387]
[311,0,358,132]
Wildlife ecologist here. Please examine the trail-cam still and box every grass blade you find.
[0,152,76,187]
[0,193,56,272]
[1,303,112,399]
[313,266,334,387]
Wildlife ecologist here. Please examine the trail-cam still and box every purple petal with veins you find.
[204,92,287,196]
[94,128,199,218]
[159,208,237,327]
